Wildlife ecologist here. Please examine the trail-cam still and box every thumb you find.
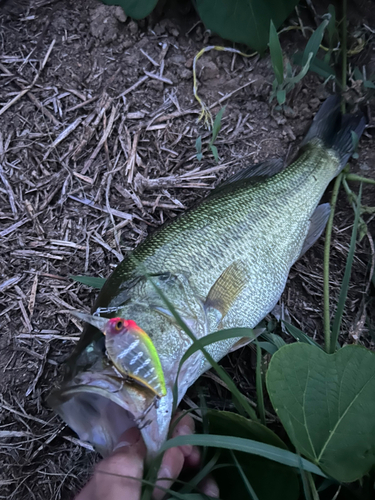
[75,427,147,500]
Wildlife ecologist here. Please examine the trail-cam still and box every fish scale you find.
[49,97,366,457]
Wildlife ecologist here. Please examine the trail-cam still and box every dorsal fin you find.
[209,158,284,198]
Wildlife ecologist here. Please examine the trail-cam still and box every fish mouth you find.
[48,368,168,458]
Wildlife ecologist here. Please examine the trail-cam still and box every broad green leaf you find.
[269,21,284,85]
[70,275,106,289]
[231,451,260,500]
[100,0,158,19]
[266,343,375,482]
[302,17,330,66]
[195,0,299,53]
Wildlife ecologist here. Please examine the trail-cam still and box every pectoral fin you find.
[298,203,331,259]
[204,260,248,319]
[229,337,253,352]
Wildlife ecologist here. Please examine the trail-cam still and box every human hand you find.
[75,413,219,500]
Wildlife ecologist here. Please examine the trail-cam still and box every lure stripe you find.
[117,339,140,360]
[133,358,151,376]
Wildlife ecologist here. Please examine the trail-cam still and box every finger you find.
[75,427,146,500]
[171,412,195,457]
[184,445,200,468]
[199,475,220,498]
[152,446,185,500]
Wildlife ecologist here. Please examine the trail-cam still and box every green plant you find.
[100,0,300,52]
[269,17,330,105]
[195,107,225,162]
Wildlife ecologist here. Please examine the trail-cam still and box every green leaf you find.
[179,328,256,370]
[266,343,375,482]
[256,344,266,425]
[276,89,286,105]
[283,321,322,349]
[144,272,259,421]
[159,432,326,478]
[330,184,362,350]
[353,66,363,81]
[261,332,286,351]
[287,52,313,86]
[70,275,106,289]
[302,17,330,66]
[293,53,336,79]
[211,107,225,143]
[231,451,261,500]
[210,144,219,163]
[100,0,159,19]
[257,341,278,355]
[195,0,300,53]
[269,21,284,85]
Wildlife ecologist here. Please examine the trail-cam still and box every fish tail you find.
[301,95,366,173]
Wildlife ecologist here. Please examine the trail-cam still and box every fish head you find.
[48,312,174,458]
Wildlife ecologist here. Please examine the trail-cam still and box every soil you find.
[0,1,374,498]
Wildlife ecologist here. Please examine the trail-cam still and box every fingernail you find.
[113,426,141,450]
[203,478,220,498]
[177,425,192,437]
[158,465,172,480]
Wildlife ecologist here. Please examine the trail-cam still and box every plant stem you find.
[323,173,343,353]
[307,472,320,500]
[346,173,375,185]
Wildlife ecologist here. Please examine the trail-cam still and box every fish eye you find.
[115,320,123,331]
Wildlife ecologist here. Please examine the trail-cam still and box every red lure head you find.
[105,317,140,336]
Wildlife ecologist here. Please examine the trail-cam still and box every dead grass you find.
[0,0,374,498]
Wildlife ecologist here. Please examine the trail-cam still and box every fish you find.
[48,96,365,458]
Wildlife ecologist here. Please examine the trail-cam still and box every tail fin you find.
[301,95,366,171]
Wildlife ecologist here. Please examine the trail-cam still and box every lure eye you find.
[115,320,123,331]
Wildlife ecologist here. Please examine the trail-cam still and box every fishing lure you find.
[104,317,167,398]
[69,311,167,398]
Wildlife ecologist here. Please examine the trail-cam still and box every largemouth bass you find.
[48,96,365,457]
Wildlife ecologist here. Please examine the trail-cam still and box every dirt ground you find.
[0,1,375,498]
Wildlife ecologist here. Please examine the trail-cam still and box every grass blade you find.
[330,184,362,351]
[230,450,260,500]
[323,173,343,353]
[302,17,330,66]
[210,107,225,143]
[143,270,259,421]
[269,20,284,84]
[70,275,106,288]
[256,343,266,425]
[159,435,327,478]
[283,321,322,349]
